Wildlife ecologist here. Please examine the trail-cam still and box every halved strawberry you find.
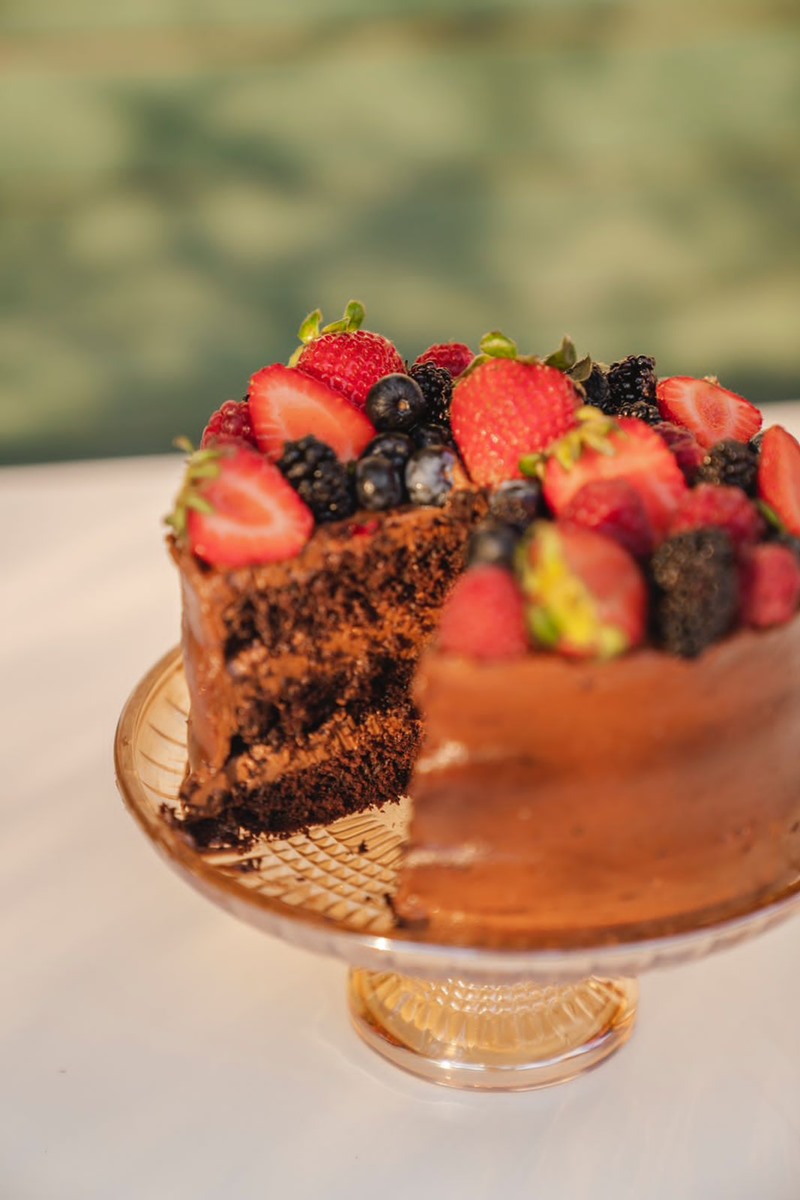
[519,521,647,659]
[544,418,687,539]
[181,446,314,568]
[758,425,800,536]
[656,376,762,449]
[451,359,581,487]
[249,364,375,462]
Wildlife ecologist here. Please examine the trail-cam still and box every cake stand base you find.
[348,970,639,1090]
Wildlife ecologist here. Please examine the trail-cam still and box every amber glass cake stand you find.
[115,649,800,1091]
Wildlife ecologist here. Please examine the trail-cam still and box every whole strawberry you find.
[518,521,647,659]
[451,334,581,487]
[293,301,405,410]
[413,342,474,379]
[437,564,529,661]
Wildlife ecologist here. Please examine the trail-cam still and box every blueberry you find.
[412,423,454,449]
[355,454,406,511]
[468,520,519,568]
[488,479,543,531]
[363,431,415,466]
[365,374,428,432]
[405,446,457,507]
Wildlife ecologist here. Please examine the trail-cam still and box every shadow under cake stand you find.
[115,648,800,1092]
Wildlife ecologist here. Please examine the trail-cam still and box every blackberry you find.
[606,355,658,414]
[488,479,543,530]
[696,439,759,495]
[362,432,414,467]
[354,455,406,511]
[405,446,457,507]
[412,422,455,449]
[409,362,453,426]
[278,436,356,523]
[468,520,519,568]
[614,401,661,425]
[651,528,738,658]
[365,374,427,431]
[582,364,612,413]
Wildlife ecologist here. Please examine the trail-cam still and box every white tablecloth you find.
[3,410,800,1200]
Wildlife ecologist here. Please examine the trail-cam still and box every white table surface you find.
[4,407,800,1200]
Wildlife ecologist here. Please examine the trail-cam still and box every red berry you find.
[544,418,687,539]
[653,421,705,483]
[296,329,405,410]
[451,359,580,487]
[413,342,474,378]
[185,446,314,568]
[739,543,800,629]
[438,565,529,661]
[669,483,764,549]
[200,399,258,450]
[248,364,376,463]
[519,522,647,658]
[656,376,762,450]
[560,478,654,558]
[758,425,800,536]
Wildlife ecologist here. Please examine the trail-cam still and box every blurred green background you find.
[2,0,799,465]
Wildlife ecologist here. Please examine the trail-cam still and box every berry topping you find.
[653,421,705,484]
[758,425,800,536]
[560,478,654,559]
[656,376,763,449]
[696,438,760,495]
[519,522,647,659]
[277,436,356,524]
[739,543,800,629]
[408,361,453,425]
[362,431,415,467]
[405,445,459,507]
[488,479,543,531]
[451,358,580,487]
[605,355,658,412]
[543,417,687,539]
[248,363,375,463]
[467,520,519,569]
[200,398,258,450]
[413,342,474,379]
[354,454,406,511]
[668,483,764,549]
[169,445,314,568]
[293,301,405,409]
[438,564,528,662]
[365,374,428,432]
[412,422,455,449]
[651,528,738,658]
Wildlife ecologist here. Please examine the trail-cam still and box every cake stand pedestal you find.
[115,649,800,1092]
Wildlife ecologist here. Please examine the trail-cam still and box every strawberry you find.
[249,363,375,463]
[739,543,800,629]
[200,398,258,450]
[656,376,762,449]
[413,342,474,379]
[451,358,580,487]
[669,483,764,549]
[519,521,647,659]
[438,565,529,661]
[170,445,314,568]
[560,478,654,558]
[544,418,687,539]
[758,425,800,536]
[293,301,404,409]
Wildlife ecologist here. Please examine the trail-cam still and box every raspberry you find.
[669,483,764,549]
[739,544,800,628]
[696,439,759,495]
[413,342,474,378]
[651,528,738,658]
[277,436,356,524]
[560,478,654,558]
[200,399,258,449]
[438,565,528,661]
[654,421,705,484]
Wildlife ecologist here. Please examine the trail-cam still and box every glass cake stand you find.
[115,648,800,1091]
